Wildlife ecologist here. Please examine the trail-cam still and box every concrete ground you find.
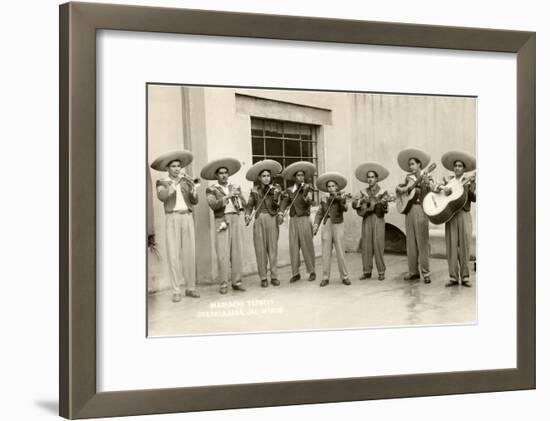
[147,252,476,337]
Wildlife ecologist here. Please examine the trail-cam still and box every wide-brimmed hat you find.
[441,150,476,172]
[316,172,348,192]
[397,148,431,172]
[281,161,316,181]
[355,162,389,182]
[245,159,283,182]
[200,157,241,180]
[150,150,193,172]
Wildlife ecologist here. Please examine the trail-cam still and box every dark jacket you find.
[279,183,313,217]
[245,184,282,218]
[156,177,198,213]
[314,193,347,225]
[206,183,246,218]
[463,189,476,212]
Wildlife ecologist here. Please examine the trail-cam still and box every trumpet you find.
[179,173,201,191]
[229,185,245,211]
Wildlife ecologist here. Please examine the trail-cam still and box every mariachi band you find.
[151,147,476,303]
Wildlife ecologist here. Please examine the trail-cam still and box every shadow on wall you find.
[385,223,407,254]
[354,223,407,255]
[377,223,477,262]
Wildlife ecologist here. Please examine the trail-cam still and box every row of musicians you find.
[150,148,476,302]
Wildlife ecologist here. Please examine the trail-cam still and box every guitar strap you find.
[405,174,420,201]
[410,172,433,201]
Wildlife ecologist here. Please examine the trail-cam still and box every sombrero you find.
[245,159,283,182]
[441,150,476,172]
[281,161,316,181]
[355,162,389,182]
[200,157,241,180]
[316,172,348,193]
[150,150,193,172]
[397,148,431,172]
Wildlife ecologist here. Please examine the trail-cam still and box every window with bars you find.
[250,118,319,203]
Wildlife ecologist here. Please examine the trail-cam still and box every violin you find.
[330,191,353,200]
[264,183,282,196]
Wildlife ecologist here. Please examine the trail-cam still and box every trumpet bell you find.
[180,173,201,186]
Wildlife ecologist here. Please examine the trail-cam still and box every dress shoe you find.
[308,272,316,282]
[219,283,228,295]
[261,279,268,288]
[461,280,472,288]
[185,290,200,298]
[359,272,372,280]
[320,279,329,287]
[445,280,459,287]
[404,273,421,281]
[172,292,182,303]
[270,278,280,286]
[289,274,300,283]
[231,283,246,292]
[424,276,431,284]
[378,273,385,281]
[342,278,351,286]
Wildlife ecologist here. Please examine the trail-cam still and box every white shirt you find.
[170,179,188,212]
[216,183,237,214]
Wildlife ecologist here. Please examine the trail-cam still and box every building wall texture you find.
[148,85,476,292]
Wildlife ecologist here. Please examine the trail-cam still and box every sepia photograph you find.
[146,84,477,337]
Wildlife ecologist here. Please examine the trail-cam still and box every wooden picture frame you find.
[59,2,535,418]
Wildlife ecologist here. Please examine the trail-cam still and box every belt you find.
[167,209,191,215]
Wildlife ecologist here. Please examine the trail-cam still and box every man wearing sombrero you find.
[438,150,477,288]
[313,172,351,287]
[395,148,435,284]
[353,162,391,281]
[279,161,317,283]
[244,159,283,288]
[151,150,200,302]
[201,157,247,295]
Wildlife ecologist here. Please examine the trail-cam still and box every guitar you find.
[395,162,437,214]
[422,172,476,225]
[354,191,396,217]
[365,191,396,209]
